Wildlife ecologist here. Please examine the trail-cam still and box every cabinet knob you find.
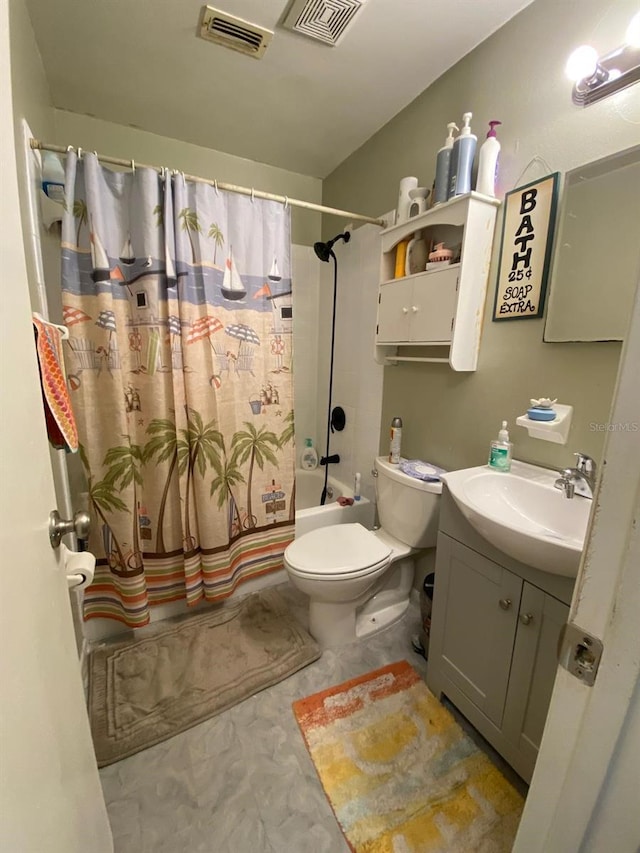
[411,305,419,313]
[519,612,534,626]
[402,307,409,314]
[498,598,512,610]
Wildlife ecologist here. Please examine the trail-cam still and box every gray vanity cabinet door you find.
[502,585,569,772]
[433,536,522,727]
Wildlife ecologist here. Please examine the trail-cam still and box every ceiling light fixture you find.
[565,13,640,106]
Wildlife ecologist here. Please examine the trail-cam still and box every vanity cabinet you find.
[376,192,500,371]
[427,490,574,782]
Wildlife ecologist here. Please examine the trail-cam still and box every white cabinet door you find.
[503,585,569,774]
[432,536,523,727]
[0,14,112,850]
[377,279,412,342]
[410,266,459,343]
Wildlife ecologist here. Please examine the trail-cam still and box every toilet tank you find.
[374,456,442,548]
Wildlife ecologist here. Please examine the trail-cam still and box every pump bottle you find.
[448,112,477,199]
[433,122,458,205]
[476,120,502,197]
[301,438,319,470]
[488,421,513,472]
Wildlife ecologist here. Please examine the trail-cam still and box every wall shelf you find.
[375,192,500,372]
[516,404,573,445]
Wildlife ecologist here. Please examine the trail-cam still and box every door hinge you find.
[376,324,379,334]
[378,293,381,304]
[456,276,459,291]
[558,622,603,686]
[451,317,455,331]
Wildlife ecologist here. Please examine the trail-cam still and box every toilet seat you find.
[285,523,392,580]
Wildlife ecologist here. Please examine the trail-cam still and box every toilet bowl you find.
[284,456,442,647]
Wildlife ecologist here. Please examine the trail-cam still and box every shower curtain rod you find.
[30,139,387,227]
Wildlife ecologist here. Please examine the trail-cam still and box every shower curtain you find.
[61,152,295,627]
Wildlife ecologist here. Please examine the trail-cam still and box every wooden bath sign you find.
[493,173,560,321]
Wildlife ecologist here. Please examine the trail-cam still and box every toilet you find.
[284,456,442,647]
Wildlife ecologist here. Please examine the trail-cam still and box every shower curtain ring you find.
[77,147,82,160]
[214,179,219,196]
[66,145,73,152]
[181,171,186,187]
[284,195,289,209]
[251,187,255,203]
[131,158,135,173]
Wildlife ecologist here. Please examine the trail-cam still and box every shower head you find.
[313,231,351,263]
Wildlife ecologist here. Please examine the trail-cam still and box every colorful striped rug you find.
[293,661,524,852]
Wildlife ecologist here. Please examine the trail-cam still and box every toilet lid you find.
[285,523,392,577]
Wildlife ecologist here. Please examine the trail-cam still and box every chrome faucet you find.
[554,452,597,499]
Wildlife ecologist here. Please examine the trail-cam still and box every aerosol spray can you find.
[389,417,403,464]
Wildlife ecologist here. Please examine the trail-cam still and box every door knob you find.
[411,305,419,313]
[519,612,534,625]
[49,509,91,549]
[498,598,512,610]
[402,307,409,314]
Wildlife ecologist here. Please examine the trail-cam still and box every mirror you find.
[544,145,640,342]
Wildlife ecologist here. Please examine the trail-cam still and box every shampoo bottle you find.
[301,438,319,470]
[354,473,361,501]
[476,120,502,197]
[433,122,458,205]
[389,417,403,464]
[488,421,513,472]
[448,112,477,199]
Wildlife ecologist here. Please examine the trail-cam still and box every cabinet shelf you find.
[380,263,461,288]
[375,193,499,372]
[381,191,500,253]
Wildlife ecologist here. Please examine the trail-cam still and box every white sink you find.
[442,461,592,577]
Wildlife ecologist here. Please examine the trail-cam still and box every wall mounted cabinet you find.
[376,192,499,371]
[427,490,575,783]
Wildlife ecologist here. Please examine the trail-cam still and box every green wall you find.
[323,0,639,471]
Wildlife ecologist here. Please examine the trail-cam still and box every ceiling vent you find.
[199,6,273,59]
[283,0,368,46]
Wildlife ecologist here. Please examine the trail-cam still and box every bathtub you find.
[295,469,375,538]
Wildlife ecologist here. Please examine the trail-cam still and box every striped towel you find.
[32,314,78,452]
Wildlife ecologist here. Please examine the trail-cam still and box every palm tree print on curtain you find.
[60,150,295,627]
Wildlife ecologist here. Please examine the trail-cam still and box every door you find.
[502,585,569,777]
[432,535,522,727]
[377,279,412,342]
[514,242,640,849]
[0,9,112,851]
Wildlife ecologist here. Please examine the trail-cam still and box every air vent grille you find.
[283,0,367,46]
[199,6,273,59]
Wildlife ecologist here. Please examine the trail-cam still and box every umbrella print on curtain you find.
[95,310,118,375]
[225,323,260,379]
[63,305,92,327]
[186,315,225,388]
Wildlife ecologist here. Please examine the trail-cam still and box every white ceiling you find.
[26,0,533,178]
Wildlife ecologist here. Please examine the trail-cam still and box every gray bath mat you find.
[88,588,320,767]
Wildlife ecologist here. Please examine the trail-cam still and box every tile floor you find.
[98,582,525,852]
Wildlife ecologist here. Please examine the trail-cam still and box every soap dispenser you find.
[488,421,513,472]
[301,438,319,470]
[433,122,458,205]
[448,112,477,199]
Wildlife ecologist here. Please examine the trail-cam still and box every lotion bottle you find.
[488,421,513,472]
[433,122,458,205]
[301,438,319,470]
[476,120,502,197]
[448,112,477,199]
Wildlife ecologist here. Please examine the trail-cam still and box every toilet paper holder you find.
[49,509,91,549]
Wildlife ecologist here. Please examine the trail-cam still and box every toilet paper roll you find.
[60,543,96,590]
